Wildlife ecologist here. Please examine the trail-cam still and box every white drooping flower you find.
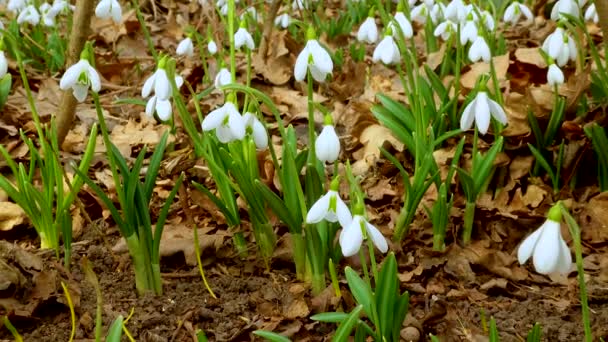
[145,76,183,121]
[340,214,388,257]
[142,67,171,100]
[551,0,580,20]
[294,35,333,82]
[468,36,491,63]
[208,40,218,55]
[547,63,565,86]
[7,0,26,13]
[0,52,8,79]
[95,0,122,23]
[460,18,478,45]
[444,0,467,22]
[39,3,57,26]
[411,2,439,24]
[542,27,577,67]
[518,205,572,275]
[234,26,255,50]
[243,112,268,149]
[390,11,413,39]
[315,124,340,163]
[357,17,378,44]
[434,19,457,41]
[176,37,194,57]
[60,59,102,102]
[503,1,534,25]
[50,0,73,14]
[372,35,401,65]
[201,102,246,143]
[214,67,231,88]
[306,186,352,228]
[275,13,290,28]
[17,5,40,25]
[460,91,508,135]
[584,3,598,23]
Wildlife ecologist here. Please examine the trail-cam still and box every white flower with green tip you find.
[340,213,388,257]
[243,112,268,150]
[373,34,400,65]
[95,0,121,23]
[518,204,572,275]
[176,37,194,57]
[60,59,101,102]
[294,27,333,82]
[460,91,507,135]
[142,61,171,100]
[202,102,246,143]
[306,178,352,228]
[357,17,378,44]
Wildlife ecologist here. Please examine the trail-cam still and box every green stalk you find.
[560,205,592,342]
[125,235,150,295]
[292,232,307,282]
[462,201,476,245]
[228,0,237,82]
[131,0,158,61]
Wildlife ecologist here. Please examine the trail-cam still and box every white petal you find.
[95,0,111,19]
[216,125,233,143]
[555,237,572,274]
[156,98,172,121]
[202,106,226,131]
[294,47,309,81]
[365,221,388,253]
[517,223,544,265]
[306,192,331,224]
[142,72,156,98]
[228,111,245,140]
[177,38,194,56]
[0,52,7,78]
[335,197,352,228]
[339,216,364,257]
[60,60,86,90]
[110,0,121,23]
[208,41,218,55]
[315,125,340,163]
[488,98,508,125]
[154,69,171,100]
[145,96,156,117]
[251,119,268,149]
[87,65,102,92]
[474,93,491,135]
[72,83,89,102]
[460,97,476,131]
[309,41,333,74]
[532,221,562,274]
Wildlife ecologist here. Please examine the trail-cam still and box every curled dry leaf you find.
[0,202,26,231]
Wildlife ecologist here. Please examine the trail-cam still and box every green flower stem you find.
[560,205,592,342]
[306,69,316,164]
[131,0,158,61]
[462,200,476,245]
[292,232,307,282]
[329,258,341,298]
[366,234,378,282]
[452,32,463,129]
[358,247,371,287]
[193,33,211,85]
[228,0,237,82]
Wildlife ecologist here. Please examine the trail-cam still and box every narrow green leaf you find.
[333,305,364,342]
[310,312,349,323]
[376,253,397,339]
[252,331,292,342]
[105,315,123,342]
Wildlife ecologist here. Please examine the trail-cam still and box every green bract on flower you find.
[60,59,102,102]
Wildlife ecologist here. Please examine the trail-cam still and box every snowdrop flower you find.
[411,2,437,24]
[51,0,73,14]
[39,3,57,27]
[460,18,478,45]
[444,0,467,23]
[176,37,194,57]
[315,123,340,163]
[434,19,457,41]
[201,102,246,143]
[240,7,257,22]
[468,36,491,63]
[460,91,507,135]
[214,67,231,88]
[142,64,171,100]
[60,59,101,102]
[476,10,495,31]
[547,63,564,86]
[145,76,183,121]
[503,1,534,25]
[357,17,378,44]
[551,0,580,20]
[95,0,122,23]
[542,27,577,67]
[294,29,333,82]
[518,204,572,275]
[208,40,218,55]
[7,0,25,13]
[584,3,598,23]
[17,5,40,25]
[0,52,7,79]
[390,11,413,39]
[275,13,290,28]
[234,24,255,50]
[373,34,401,65]
[243,112,268,149]
[340,213,388,257]
[306,178,352,227]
